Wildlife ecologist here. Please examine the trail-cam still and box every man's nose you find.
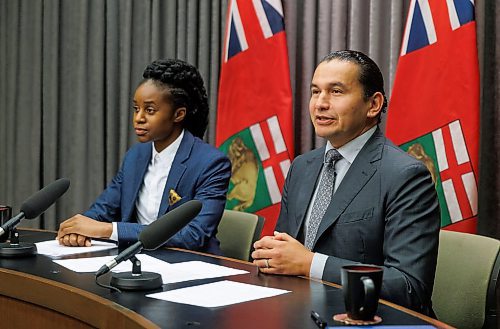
[315,92,330,110]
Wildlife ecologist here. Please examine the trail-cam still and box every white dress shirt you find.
[109,130,184,241]
[307,126,377,278]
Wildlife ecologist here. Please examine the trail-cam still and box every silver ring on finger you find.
[265,259,270,268]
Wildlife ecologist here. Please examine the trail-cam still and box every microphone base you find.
[110,271,162,291]
[0,242,37,258]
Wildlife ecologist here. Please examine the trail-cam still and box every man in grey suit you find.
[252,50,440,316]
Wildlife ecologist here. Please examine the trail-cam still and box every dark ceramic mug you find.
[341,264,383,320]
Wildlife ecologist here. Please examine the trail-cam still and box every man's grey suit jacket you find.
[276,128,440,316]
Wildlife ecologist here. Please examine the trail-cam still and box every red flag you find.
[386,0,479,233]
[216,0,293,236]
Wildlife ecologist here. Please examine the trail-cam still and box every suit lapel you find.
[157,131,192,216]
[313,129,384,247]
[123,143,151,221]
[292,149,324,239]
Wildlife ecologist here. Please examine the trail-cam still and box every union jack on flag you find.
[401,0,475,55]
[225,0,285,61]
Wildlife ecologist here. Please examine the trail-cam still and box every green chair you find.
[432,230,500,329]
[216,210,265,261]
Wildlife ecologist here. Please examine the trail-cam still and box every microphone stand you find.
[0,228,37,257]
[109,255,163,291]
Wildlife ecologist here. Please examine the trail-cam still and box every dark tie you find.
[305,149,343,250]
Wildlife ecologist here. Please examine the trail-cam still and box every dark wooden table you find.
[0,229,453,329]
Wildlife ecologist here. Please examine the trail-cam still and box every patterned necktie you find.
[305,149,343,250]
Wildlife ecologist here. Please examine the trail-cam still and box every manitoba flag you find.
[386,0,479,233]
[216,0,293,237]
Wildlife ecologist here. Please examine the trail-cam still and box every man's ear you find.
[174,107,187,123]
[367,92,384,119]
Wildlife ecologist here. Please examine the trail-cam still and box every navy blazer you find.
[276,128,440,316]
[84,131,231,254]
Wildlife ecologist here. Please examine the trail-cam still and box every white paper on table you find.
[54,255,119,272]
[53,254,249,284]
[166,261,248,283]
[146,280,290,307]
[35,239,117,257]
[54,254,178,274]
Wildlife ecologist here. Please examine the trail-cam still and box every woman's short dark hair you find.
[142,59,209,138]
[320,50,388,118]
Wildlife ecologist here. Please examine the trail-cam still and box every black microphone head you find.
[139,199,202,250]
[20,178,70,219]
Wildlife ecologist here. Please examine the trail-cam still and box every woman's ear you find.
[174,107,187,123]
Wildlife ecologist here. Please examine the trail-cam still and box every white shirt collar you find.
[152,130,185,164]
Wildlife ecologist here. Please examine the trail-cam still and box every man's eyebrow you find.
[310,82,347,89]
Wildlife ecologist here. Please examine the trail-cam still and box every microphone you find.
[0,178,70,258]
[0,178,71,237]
[96,199,202,278]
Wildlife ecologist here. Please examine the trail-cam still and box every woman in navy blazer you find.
[57,59,231,254]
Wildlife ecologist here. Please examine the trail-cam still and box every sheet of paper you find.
[166,261,248,283]
[146,280,290,307]
[35,239,117,257]
[54,254,248,284]
[54,255,136,273]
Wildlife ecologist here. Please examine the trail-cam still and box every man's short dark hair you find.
[142,59,209,138]
[320,50,388,118]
